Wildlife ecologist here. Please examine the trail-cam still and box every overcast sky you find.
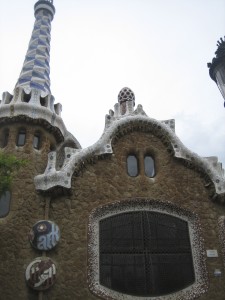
[1,0,225,166]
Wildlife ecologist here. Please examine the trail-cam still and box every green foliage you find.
[0,152,27,195]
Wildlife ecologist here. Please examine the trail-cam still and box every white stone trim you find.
[88,199,208,300]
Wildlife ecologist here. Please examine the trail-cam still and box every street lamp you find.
[208,37,225,106]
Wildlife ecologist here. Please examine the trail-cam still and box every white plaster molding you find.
[34,103,225,196]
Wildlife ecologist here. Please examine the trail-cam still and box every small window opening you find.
[33,133,41,150]
[144,155,155,177]
[50,144,56,151]
[0,129,9,148]
[0,191,11,218]
[23,92,31,103]
[127,155,138,177]
[17,129,26,146]
[40,96,48,107]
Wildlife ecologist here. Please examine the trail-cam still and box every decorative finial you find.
[118,87,135,115]
[217,37,225,47]
[118,87,135,104]
[215,36,225,58]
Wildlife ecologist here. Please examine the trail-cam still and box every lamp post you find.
[208,37,225,106]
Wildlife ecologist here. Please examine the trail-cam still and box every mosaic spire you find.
[15,0,55,95]
[0,0,69,144]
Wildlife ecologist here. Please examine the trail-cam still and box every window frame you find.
[88,199,208,300]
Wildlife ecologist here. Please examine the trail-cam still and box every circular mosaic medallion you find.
[29,220,60,251]
[25,257,56,291]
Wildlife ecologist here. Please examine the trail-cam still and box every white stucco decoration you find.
[34,100,225,197]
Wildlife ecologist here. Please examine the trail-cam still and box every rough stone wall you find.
[0,123,53,300]
[44,131,225,300]
[1,129,225,299]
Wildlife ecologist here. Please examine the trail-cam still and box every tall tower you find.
[0,2,79,298]
[0,0,80,160]
[16,0,55,95]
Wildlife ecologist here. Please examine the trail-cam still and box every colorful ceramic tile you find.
[29,220,60,250]
[25,257,56,290]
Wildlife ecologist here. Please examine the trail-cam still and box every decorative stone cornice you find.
[34,101,225,200]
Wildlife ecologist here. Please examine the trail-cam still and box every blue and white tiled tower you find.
[16,0,55,95]
[0,0,80,148]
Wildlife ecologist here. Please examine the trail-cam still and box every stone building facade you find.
[1,1,225,299]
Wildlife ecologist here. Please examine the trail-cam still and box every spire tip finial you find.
[34,0,55,20]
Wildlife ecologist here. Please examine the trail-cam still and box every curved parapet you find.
[0,87,68,142]
[34,99,225,201]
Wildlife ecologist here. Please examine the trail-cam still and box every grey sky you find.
[1,0,225,165]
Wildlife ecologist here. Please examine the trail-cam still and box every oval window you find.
[127,155,138,177]
[144,155,155,177]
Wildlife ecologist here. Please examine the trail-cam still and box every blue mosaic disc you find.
[25,257,56,290]
[29,220,60,251]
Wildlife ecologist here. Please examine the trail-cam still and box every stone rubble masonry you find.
[1,128,224,299]
[0,122,52,299]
